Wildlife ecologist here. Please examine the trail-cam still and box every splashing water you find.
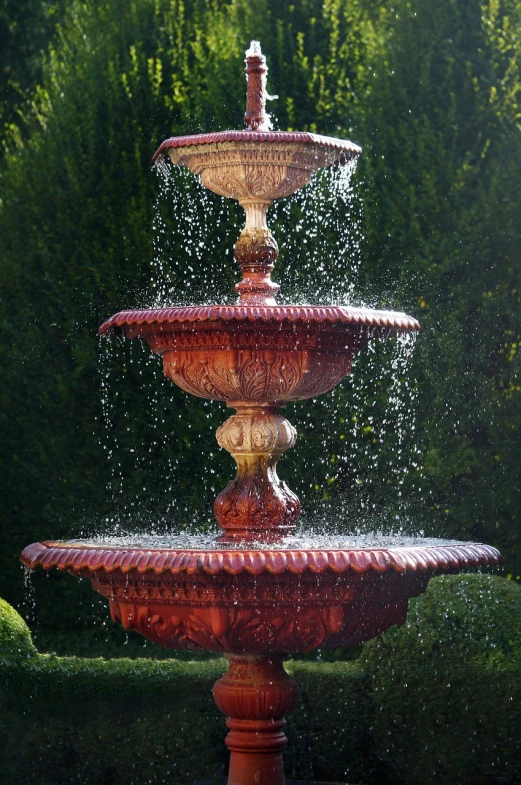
[92,161,424,540]
[60,531,467,552]
[149,165,238,307]
[272,160,363,305]
[21,566,36,627]
[342,333,424,518]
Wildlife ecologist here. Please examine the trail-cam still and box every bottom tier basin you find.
[21,537,500,654]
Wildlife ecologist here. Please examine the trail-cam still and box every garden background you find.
[1,0,521,783]
[1,0,520,642]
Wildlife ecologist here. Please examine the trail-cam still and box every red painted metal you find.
[21,540,500,653]
[98,307,418,405]
[213,655,299,785]
[99,305,419,334]
[244,44,270,132]
[19,535,502,782]
[152,130,361,166]
[20,541,501,579]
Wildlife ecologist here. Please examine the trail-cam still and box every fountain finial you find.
[244,41,272,132]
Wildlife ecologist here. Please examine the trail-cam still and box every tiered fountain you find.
[22,43,500,785]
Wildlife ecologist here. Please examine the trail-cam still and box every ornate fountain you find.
[22,43,500,785]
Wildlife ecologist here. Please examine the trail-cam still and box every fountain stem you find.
[233,184,280,306]
[233,219,280,306]
[214,405,300,542]
[213,654,299,785]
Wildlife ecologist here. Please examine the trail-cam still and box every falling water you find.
[63,532,468,550]
[21,566,36,628]
[91,161,426,541]
[272,160,362,305]
[148,165,239,307]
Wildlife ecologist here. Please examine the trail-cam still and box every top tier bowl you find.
[153,129,361,307]
[153,129,361,203]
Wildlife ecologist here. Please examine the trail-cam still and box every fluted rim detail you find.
[21,541,501,578]
[152,130,361,164]
[99,305,420,336]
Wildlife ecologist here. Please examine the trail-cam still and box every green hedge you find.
[0,596,37,659]
[0,633,372,785]
[1,574,520,784]
[364,574,521,784]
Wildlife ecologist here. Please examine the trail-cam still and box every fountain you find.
[22,43,500,785]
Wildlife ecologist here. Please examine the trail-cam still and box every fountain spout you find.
[244,40,273,132]
[233,41,281,304]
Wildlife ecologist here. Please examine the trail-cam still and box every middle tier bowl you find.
[99,304,420,403]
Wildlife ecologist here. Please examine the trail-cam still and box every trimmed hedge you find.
[364,574,521,784]
[1,654,228,785]
[0,596,37,659]
[1,574,520,784]
[0,604,374,785]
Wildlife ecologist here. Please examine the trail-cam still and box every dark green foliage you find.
[364,574,521,784]
[286,660,377,784]
[0,0,520,639]
[0,0,67,158]
[1,653,228,785]
[0,654,376,785]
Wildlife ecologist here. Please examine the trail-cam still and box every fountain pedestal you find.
[214,655,299,785]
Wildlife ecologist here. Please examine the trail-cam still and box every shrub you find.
[0,596,37,660]
[364,574,521,784]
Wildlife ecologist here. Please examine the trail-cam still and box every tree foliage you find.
[0,0,520,633]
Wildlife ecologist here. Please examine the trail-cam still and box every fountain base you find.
[213,654,299,785]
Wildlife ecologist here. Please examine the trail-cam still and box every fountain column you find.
[213,655,299,785]
[214,405,300,542]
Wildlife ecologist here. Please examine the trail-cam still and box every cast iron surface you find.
[152,130,361,164]
[21,541,500,654]
[21,540,500,576]
[99,305,420,334]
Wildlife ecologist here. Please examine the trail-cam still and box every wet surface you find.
[60,531,471,552]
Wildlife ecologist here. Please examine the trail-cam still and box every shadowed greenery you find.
[364,573,521,784]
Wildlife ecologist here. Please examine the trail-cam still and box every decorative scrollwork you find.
[169,142,321,202]
[105,569,426,654]
[214,407,300,541]
[163,346,352,403]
